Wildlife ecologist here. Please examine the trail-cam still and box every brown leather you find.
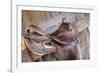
[50,23,80,60]
[50,23,80,45]
[26,24,47,36]
[23,22,80,61]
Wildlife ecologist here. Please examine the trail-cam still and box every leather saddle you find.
[23,22,80,61]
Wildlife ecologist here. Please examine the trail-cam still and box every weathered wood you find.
[75,17,90,59]
[75,17,89,32]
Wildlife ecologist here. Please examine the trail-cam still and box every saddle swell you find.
[50,23,80,45]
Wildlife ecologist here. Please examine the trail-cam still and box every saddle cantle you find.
[23,21,80,61]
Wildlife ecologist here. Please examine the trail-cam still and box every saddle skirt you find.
[24,36,56,55]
